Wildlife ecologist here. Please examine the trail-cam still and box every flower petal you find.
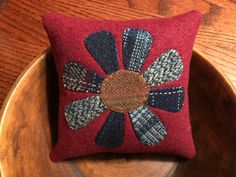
[148,86,184,112]
[143,49,183,86]
[64,96,106,130]
[123,28,153,72]
[85,30,119,74]
[129,105,167,145]
[96,112,124,148]
[63,62,104,93]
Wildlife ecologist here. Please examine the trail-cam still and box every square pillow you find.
[43,11,201,162]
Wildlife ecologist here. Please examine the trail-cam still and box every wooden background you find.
[0,0,236,107]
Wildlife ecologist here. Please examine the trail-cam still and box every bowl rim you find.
[0,48,235,126]
[1,48,236,129]
[0,48,235,175]
[0,48,235,136]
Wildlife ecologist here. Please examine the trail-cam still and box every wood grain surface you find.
[0,50,235,177]
[0,0,236,107]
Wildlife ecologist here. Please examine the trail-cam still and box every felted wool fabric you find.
[43,10,201,162]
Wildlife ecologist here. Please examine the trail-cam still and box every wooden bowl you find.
[0,49,235,177]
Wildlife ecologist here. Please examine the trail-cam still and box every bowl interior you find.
[0,50,235,177]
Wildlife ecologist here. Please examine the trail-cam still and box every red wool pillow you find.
[43,11,201,162]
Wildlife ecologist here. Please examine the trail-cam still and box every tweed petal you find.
[64,96,106,130]
[143,49,183,86]
[129,105,167,145]
[96,112,124,148]
[63,62,104,93]
[123,28,153,72]
[148,86,184,112]
[85,30,119,74]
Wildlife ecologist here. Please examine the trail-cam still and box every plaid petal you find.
[63,62,104,93]
[129,105,167,145]
[123,28,153,72]
[85,30,119,74]
[148,86,184,112]
[143,49,183,86]
[96,112,124,148]
[64,96,106,130]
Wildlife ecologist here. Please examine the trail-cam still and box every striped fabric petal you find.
[64,96,106,130]
[123,28,153,72]
[143,49,183,86]
[129,105,167,145]
[63,61,104,93]
[148,86,184,112]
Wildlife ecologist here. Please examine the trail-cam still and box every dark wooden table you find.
[0,0,236,107]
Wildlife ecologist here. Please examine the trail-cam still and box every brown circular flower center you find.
[100,70,149,112]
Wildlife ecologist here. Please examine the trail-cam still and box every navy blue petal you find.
[96,112,124,148]
[123,28,152,72]
[85,31,119,74]
[148,87,184,112]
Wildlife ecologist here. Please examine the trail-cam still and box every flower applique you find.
[63,29,184,148]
